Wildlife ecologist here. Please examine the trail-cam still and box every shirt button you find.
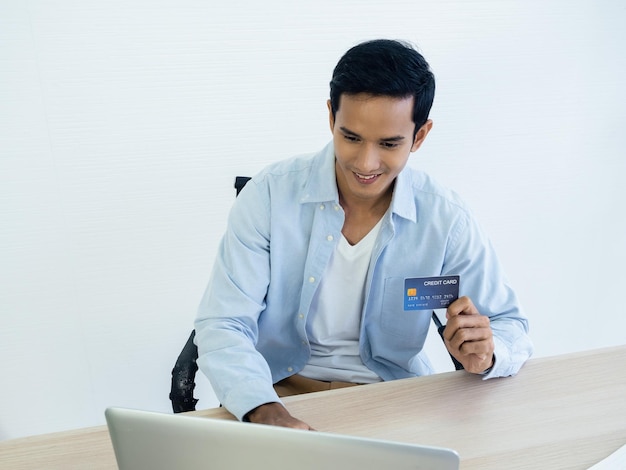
[319,204,325,210]
[298,313,304,319]
[334,205,340,211]
[287,367,293,372]
[327,235,334,241]
[309,276,315,283]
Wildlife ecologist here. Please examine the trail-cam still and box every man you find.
[194,39,533,430]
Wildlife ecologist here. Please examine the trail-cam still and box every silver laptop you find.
[105,407,459,470]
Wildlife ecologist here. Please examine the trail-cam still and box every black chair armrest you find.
[169,330,199,413]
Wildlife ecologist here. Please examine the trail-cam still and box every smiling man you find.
[194,39,533,430]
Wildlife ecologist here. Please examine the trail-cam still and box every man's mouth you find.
[354,172,380,183]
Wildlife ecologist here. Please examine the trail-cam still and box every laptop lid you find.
[105,407,459,470]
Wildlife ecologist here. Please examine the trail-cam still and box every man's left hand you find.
[443,296,494,374]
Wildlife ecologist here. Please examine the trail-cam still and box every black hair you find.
[329,39,435,135]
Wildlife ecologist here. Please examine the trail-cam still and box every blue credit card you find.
[404,276,460,310]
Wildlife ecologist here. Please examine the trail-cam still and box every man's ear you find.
[327,99,335,132]
[411,119,433,152]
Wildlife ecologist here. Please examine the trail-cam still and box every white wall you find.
[1,0,624,440]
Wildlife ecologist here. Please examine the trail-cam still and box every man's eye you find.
[381,142,399,149]
[343,134,360,142]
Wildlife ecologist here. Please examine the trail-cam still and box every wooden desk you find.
[2,345,625,469]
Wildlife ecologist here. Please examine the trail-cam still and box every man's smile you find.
[353,172,381,183]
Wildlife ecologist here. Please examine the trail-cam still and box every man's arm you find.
[441,209,533,378]
[194,179,279,420]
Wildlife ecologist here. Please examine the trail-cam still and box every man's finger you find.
[446,296,479,319]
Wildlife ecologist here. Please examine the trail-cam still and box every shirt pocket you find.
[380,276,431,342]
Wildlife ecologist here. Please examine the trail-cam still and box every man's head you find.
[329,39,435,138]
[328,40,435,209]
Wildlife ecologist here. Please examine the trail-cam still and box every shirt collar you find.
[300,142,339,204]
[300,141,418,224]
[390,168,418,223]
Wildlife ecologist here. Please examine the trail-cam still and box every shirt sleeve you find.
[443,208,534,378]
[194,178,282,420]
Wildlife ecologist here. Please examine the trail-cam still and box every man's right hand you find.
[245,402,314,430]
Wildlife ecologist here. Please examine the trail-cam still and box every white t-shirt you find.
[299,216,385,384]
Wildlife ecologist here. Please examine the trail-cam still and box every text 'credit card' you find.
[404,275,460,310]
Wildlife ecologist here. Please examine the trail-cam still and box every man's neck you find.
[338,188,392,245]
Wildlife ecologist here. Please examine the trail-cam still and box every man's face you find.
[329,93,431,206]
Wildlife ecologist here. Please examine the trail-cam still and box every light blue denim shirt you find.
[195,142,533,421]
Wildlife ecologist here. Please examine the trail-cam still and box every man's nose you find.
[355,144,379,172]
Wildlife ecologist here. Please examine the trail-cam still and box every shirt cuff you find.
[480,354,496,376]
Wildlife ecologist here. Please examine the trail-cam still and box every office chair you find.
[169,175,462,413]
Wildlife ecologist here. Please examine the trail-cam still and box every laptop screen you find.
[105,407,459,470]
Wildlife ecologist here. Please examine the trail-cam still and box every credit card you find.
[404,275,460,310]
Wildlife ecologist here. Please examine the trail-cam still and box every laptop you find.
[105,407,459,470]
